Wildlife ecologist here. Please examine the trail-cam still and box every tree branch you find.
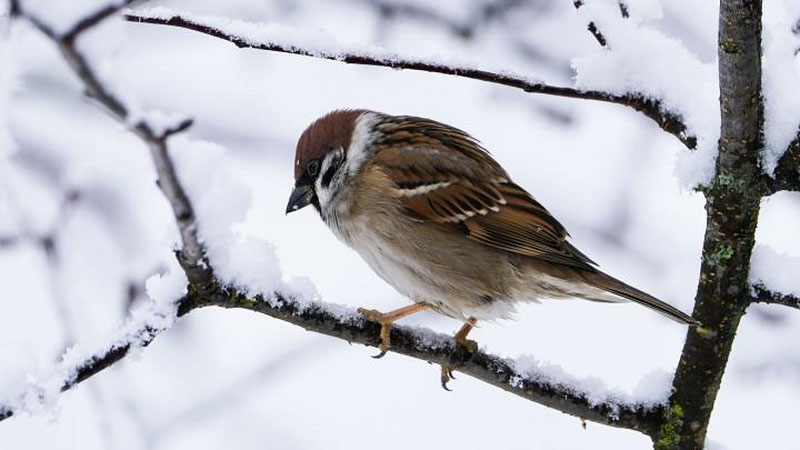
[769,130,800,193]
[0,315,163,422]
[0,289,664,437]
[122,10,697,149]
[11,0,214,289]
[352,0,516,40]
[751,284,800,309]
[3,0,673,438]
[659,1,766,448]
[573,0,608,47]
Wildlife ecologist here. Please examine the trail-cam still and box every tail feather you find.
[585,271,700,326]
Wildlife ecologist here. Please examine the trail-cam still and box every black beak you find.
[286,183,315,214]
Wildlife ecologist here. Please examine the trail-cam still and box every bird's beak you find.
[286,183,315,214]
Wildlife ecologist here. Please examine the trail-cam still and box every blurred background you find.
[1,0,799,448]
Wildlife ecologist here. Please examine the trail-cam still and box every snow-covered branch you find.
[749,245,800,309]
[770,133,800,192]
[11,0,213,290]
[0,288,664,436]
[1,1,665,437]
[181,288,665,437]
[0,294,178,423]
[123,8,696,149]
[752,284,800,310]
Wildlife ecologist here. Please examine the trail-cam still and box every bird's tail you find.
[584,271,700,326]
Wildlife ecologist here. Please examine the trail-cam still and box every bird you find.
[286,109,699,388]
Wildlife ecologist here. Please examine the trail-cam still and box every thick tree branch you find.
[659,1,766,449]
[123,10,697,149]
[0,290,664,437]
[751,284,800,309]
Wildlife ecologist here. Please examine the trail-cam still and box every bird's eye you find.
[307,159,320,176]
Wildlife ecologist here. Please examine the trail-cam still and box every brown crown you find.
[294,109,367,180]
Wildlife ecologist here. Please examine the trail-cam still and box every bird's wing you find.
[370,116,596,270]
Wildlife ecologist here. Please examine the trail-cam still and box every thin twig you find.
[12,0,213,289]
[361,0,525,40]
[752,284,800,309]
[62,0,140,42]
[573,0,608,47]
[618,1,630,19]
[0,321,163,422]
[123,11,697,149]
[769,131,800,193]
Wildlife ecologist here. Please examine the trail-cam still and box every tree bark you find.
[656,1,765,448]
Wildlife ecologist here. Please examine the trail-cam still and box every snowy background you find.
[1,0,799,448]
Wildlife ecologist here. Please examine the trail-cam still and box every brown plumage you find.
[287,110,699,372]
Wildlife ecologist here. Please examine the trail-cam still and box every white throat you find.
[316,112,380,231]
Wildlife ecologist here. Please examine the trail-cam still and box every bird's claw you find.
[439,338,478,390]
[358,307,393,358]
[440,366,454,391]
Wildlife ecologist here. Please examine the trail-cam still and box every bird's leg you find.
[358,303,429,358]
[441,317,478,390]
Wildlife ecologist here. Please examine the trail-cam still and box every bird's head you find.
[286,109,368,214]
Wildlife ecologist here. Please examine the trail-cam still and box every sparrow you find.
[286,109,698,387]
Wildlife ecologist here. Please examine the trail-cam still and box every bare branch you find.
[359,0,526,40]
[62,0,140,42]
[752,284,800,310]
[353,0,573,79]
[0,290,664,437]
[123,11,697,149]
[159,117,194,140]
[573,0,608,47]
[13,1,213,289]
[618,1,630,19]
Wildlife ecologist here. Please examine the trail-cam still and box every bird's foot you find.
[357,303,430,359]
[440,335,479,391]
[440,365,456,390]
[357,308,394,359]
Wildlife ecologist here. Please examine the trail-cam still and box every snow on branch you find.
[0,324,161,423]
[122,8,697,149]
[181,288,665,437]
[749,245,800,309]
[570,1,719,187]
[0,286,665,436]
[0,289,181,423]
[769,133,800,192]
[3,0,666,437]
[752,284,800,310]
[10,0,214,289]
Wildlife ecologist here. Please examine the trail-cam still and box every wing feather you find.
[368,117,596,270]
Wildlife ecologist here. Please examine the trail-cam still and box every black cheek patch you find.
[320,163,338,189]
